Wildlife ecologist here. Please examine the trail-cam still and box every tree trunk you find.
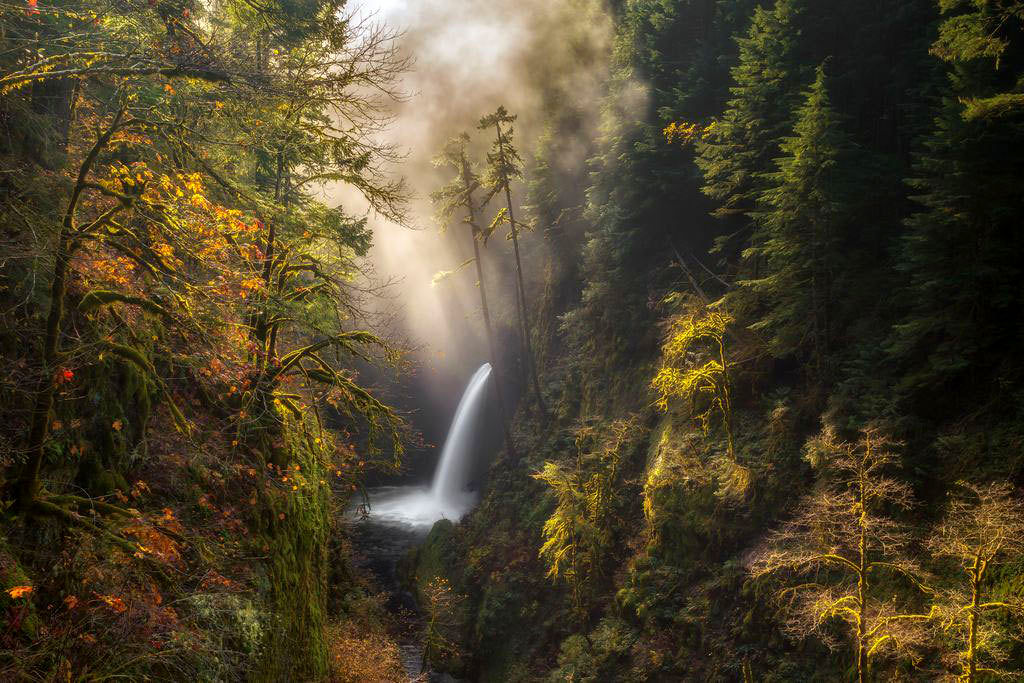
[462,156,517,460]
[967,555,982,683]
[856,453,869,683]
[16,108,127,509]
[494,122,546,417]
[18,245,70,507]
[716,338,735,462]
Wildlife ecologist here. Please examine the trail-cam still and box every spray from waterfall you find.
[355,363,494,526]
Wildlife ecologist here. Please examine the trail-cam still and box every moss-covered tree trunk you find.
[17,107,128,510]
[251,410,331,681]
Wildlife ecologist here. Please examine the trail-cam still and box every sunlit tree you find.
[478,106,545,415]
[533,418,638,624]
[651,304,736,459]
[1,0,409,677]
[749,426,933,683]
[431,133,516,459]
[422,576,463,671]
[927,481,1024,682]
[931,0,1024,120]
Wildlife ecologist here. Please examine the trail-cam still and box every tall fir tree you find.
[479,106,547,416]
[930,0,1024,120]
[741,65,857,379]
[432,134,517,459]
[696,0,808,221]
[888,3,1024,402]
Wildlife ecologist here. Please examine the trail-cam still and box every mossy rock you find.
[414,518,458,592]
[89,467,130,496]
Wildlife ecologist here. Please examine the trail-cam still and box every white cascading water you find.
[356,363,492,526]
[430,362,492,502]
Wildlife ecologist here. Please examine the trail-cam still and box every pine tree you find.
[696,0,807,220]
[742,64,857,378]
[479,106,546,416]
[888,0,1024,400]
[431,134,516,460]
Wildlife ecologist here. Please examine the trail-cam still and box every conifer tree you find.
[696,0,807,220]
[432,134,516,459]
[742,64,856,378]
[475,107,548,417]
[888,1,1024,399]
[930,0,1024,120]
[479,106,546,416]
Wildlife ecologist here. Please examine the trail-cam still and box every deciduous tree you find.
[533,418,638,625]
[749,426,933,683]
[927,481,1024,682]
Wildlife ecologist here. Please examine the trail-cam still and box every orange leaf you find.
[7,585,32,599]
[96,593,128,613]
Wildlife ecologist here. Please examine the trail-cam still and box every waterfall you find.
[430,363,492,502]
[352,362,493,526]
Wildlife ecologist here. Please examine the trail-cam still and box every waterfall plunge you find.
[357,363,493,527]
[430,363,492,502]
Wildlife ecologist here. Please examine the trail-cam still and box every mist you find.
[330,0,620,470]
